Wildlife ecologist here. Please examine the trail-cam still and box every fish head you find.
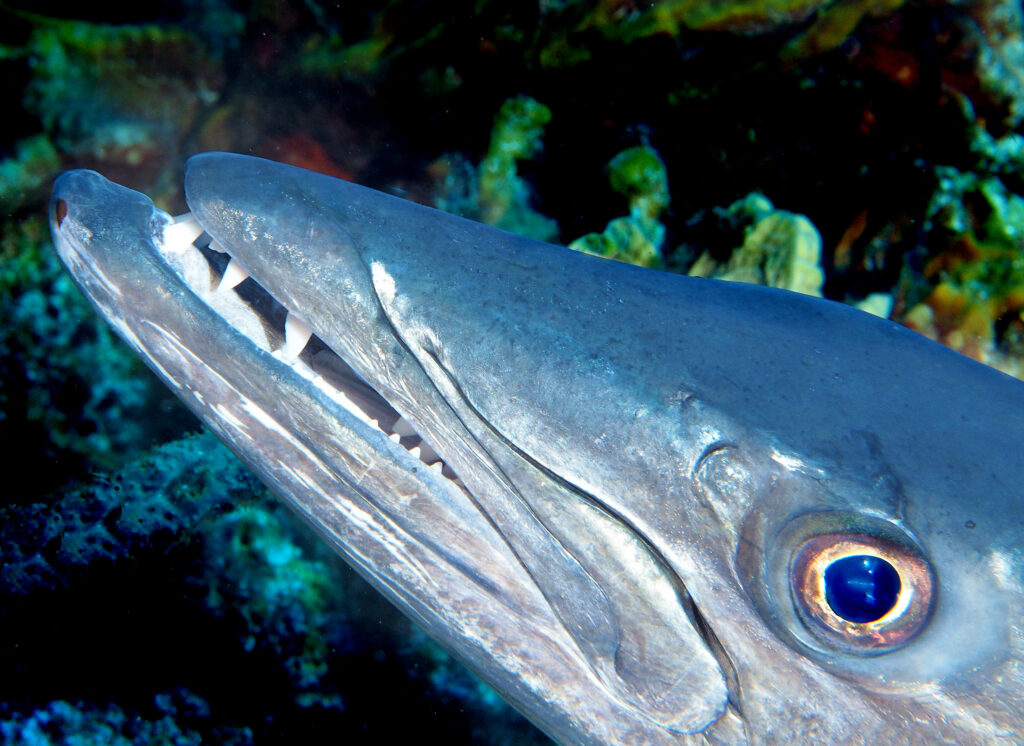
[52,154,1024,744]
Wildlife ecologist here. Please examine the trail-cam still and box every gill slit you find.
[419,346,745,720]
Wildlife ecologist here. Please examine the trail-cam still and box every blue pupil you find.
[824,555,901,623]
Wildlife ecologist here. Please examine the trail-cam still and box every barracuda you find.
[50,153,1024,744]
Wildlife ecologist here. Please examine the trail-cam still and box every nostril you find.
[54,198,68,227]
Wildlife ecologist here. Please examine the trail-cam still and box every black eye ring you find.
[790,532,934,654]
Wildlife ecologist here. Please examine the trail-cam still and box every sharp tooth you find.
[284,313,313,359]
[389,432,401,444]
[393,417,417,437]
[409,446,421,459]
[218,258,249,291]
[162,214,204,253]
[334,390,373,425]
[419,443,440,464]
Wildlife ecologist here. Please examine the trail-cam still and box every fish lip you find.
[51,170,173,316]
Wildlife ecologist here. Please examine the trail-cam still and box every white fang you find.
[218,258,250,291]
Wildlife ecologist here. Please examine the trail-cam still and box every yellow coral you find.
[689,209,825,296]
[583,0,905,58]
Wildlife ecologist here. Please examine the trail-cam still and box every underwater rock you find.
[0,430,548,744]
[2,429,348,709]
[0,432,264,594]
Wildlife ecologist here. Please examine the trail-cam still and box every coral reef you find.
[686,192,825,296]
[4,0,1024,741]
[0,430,265,595]
[432,95,559,241]
[0,692,252,746]
[197,500,347,709]
[950,0,1024,132]
[0,431,548,744]
[569,145,669,268]
[899,162,1024,377]
[0,135,60,214]
[1,11,224,183]
[0,215,185,501]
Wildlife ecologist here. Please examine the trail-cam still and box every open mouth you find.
[155,211,464,486]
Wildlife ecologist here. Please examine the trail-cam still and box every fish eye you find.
[824,553,900,623]
[790,531,934,654]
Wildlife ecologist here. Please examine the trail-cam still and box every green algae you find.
[544,0,905,62]
[298,30,395,81]
[922,167,1024,303]
[567,152,825,291]
[779,0,905,59]
[478,96,554,228]
[607,146,670,222]
[594,0,827,38]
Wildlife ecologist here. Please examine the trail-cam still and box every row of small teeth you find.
[161,212,457,479]
[164,214,251,290]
